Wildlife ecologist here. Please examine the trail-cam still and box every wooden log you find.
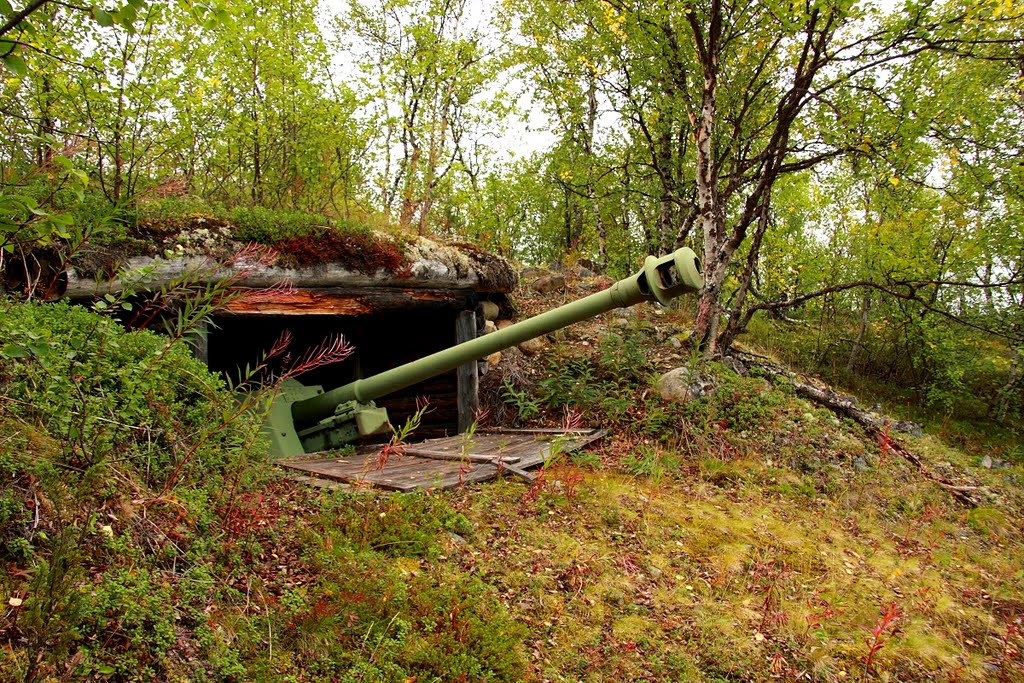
[732,351,983,508]
[456,310,480,432]
[496,462,537,483]
[222,287,471,316]
[403,448,521,465]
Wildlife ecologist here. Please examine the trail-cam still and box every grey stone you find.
[479,300,500,321]
[518,337,549,356]
[578,267,594,278]
[657,366,717,404]
[722,355,747,376]
[612,318,630,328]
[669,337,683,349]
[892,420,924,437]
[981,455,993,469]
[446,531,468,546]
[531,274,566,293]
[853,457,870,472]
[993,459,1010,470]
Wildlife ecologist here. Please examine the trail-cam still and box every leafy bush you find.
[676,365,788,437]
[321,490,472,558]
[0,300,253,487]
[0,299,528,681]
[228,205,329,243]
[134,195,218,224]
[530,329,653,427]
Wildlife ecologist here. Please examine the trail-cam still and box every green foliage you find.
[0,300,249,486]
[688,369,788,434]
[531,329,652,427]
[0,300,528,682]
[228,205,329,243]
[622,444,682,480]
[288,494,527,682]
[322,491,471,558]
[73,567,178,678]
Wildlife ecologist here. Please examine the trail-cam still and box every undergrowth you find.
[0,300,524,682]
[486,305,1024,682]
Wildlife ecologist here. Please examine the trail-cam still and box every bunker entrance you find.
[206,308,463,439]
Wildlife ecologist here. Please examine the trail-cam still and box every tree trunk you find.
[687,0,725,356]
[846,289,872,373]
[718,196,770,351]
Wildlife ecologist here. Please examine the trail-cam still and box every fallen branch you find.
[732,351,983,507]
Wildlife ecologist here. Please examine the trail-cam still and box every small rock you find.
[518,337,549,356]
[612,318,630,328]
[853,457,870,472]
[669,337,683,349]
[531,274,566,293]
[656,366,717,404]
[981,455,993,469]
[578,267,594,278]
[993,459,1010,470]
[486,351,501,366]
[496,319,513,330]
[446,531,468,546]
[479,301,500,321]
[648,565,664,579]
[891,420,924,437]
[483,320,497,335]
[722,355,747,376]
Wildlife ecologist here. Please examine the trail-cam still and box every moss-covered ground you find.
[1,288,1022,681]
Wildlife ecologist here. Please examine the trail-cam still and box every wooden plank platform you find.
[280,428,606,491]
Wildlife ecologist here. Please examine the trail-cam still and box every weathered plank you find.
[455,310,479,433]
[221,287,471,316]
[280,428,605,491]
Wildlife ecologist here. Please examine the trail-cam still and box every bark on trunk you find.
[846,289,872,372]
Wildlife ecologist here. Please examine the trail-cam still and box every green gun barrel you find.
[289,247,703,431]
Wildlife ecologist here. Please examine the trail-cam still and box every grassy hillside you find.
[1,289,1022,682]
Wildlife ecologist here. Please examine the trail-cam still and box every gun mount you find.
[265,247,703,458]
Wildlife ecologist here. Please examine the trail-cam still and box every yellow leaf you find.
[889,176,900,187]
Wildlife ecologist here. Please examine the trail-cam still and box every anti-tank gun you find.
[265,247,704,459]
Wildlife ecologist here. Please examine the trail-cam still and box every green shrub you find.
[684,366,787,433]
[228,205,328,243]
[530,329,653,427]
[134,195,218,223]
[321,491,471,558]
[0,300,254,487]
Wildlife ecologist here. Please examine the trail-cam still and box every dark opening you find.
[207,309,461,438]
